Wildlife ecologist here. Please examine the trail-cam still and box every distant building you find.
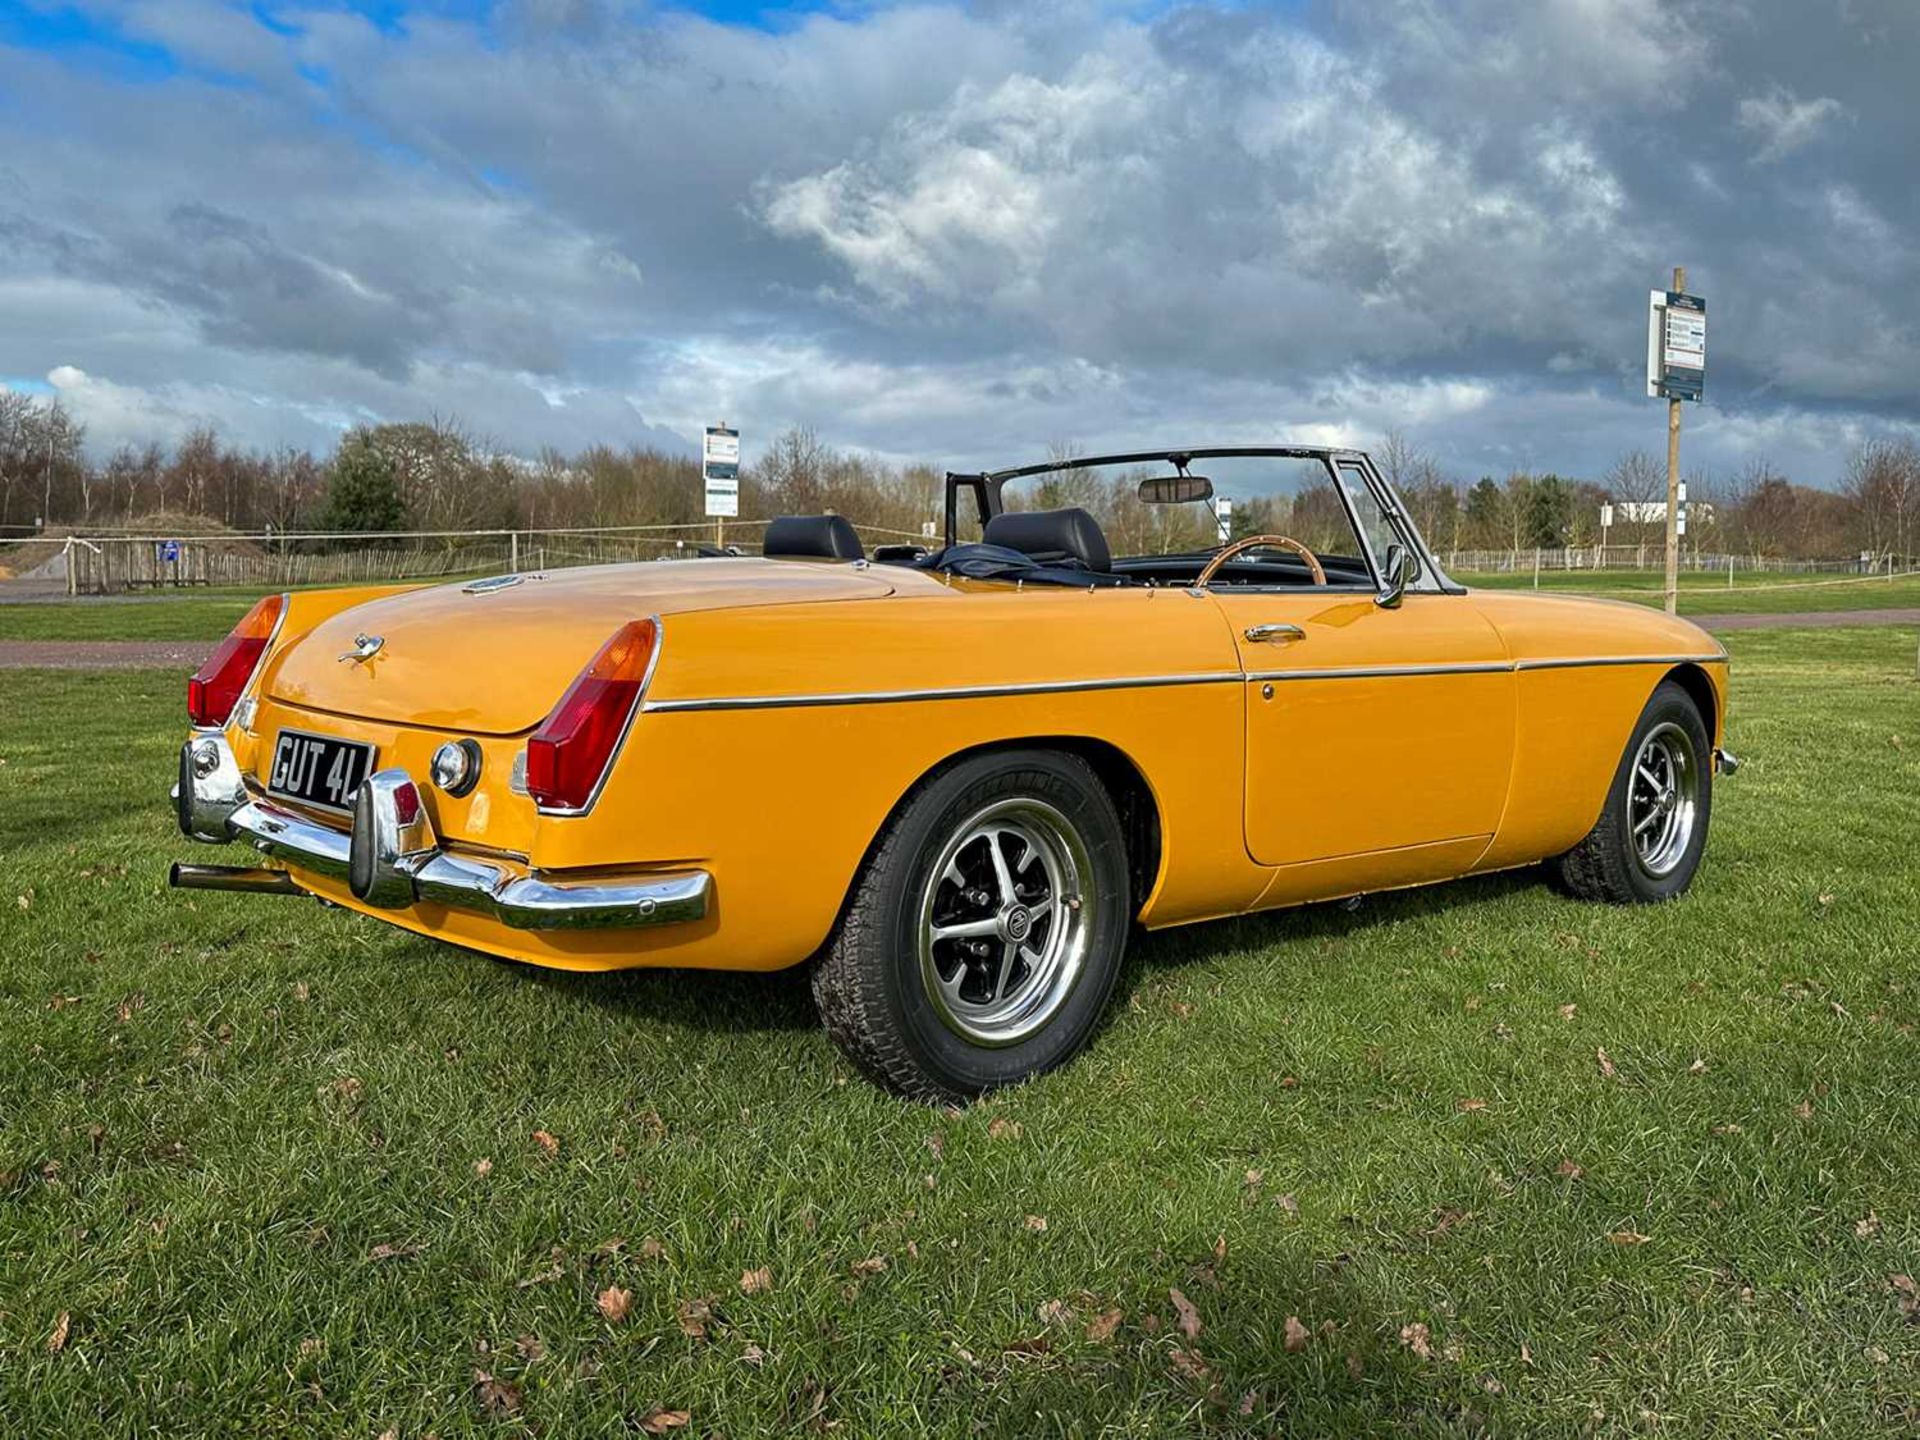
[1607,501,1715,525]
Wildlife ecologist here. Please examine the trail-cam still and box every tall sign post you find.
[703,423,740,549]
[1647,270,1705,615]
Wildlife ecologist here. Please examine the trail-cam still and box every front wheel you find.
[812,749,1132,1101]
[1555,679,1713,903]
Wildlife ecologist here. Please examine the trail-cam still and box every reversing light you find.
[187,593,286,728]
[526,618,658,814]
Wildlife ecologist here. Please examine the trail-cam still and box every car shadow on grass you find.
[492,866,1549,1050]
[502,952,822,1036]
[1120,865,1547,978]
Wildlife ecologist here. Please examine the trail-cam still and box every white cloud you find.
[1737,88,1845,162]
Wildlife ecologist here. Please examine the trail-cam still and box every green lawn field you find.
[1,631,1916,1435]
[1453,568,1920,615]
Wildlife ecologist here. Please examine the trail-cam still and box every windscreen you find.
[1002,454,1369,565]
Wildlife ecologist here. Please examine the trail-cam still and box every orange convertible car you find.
[171,446,1734,1098]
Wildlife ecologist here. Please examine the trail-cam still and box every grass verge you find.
[0,630,1916,1435]
[1456,568,1920,615]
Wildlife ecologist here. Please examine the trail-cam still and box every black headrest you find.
[981,507,1110,573]
[763,514,864,562]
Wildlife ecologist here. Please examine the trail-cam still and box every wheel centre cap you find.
[1003,906,1032,942]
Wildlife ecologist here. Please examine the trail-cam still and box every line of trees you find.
[2,392,1916,564]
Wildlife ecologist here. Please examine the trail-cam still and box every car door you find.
[1210,458,1516,870]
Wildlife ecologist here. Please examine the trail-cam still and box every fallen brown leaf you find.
[739,1267,773,1295]
[1169,1287,1203,1340]
[1889,1273,1918,1320]
[1243,1168,1264,1189]
[47,1310,70,1353]
[1856,1212,1881,1239]
[531,1129,559,1156]
[1688,1057,1707,1074]
[675,1296,715,1338]
[1556,1159,1586,1180]
[1425,1208,1472,1238]
[1792,1099,1815,1121]
[514,1333,544,1360]
[639,1407,691,1433]
[1284,1315,1309,1353]
[1399,1322,1433,1360]
[1608,1230,1651,1246]
[1037,1298,1073,1328]
[1085,1307,1123,1342]
[1346,1351,1364,1379]
[473,1370,521,1415]
[1596,1047,1618,1080]
[1022,1214,1048,1233]
[986,1117,1022,1141]
[849,1255,888,1278]
[597,1286,633,1322]
[1456,1097,1488,1113]
[1558,1003,1577,1022]
[1274,1192,1300,1215]
[473,1157,493,1178]
[368,1241,424,1262]
[1168,1346,1210,1382]
[640,1236,666,1261]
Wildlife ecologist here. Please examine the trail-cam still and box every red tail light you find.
[187,593,286,728]
[526,618,658,813]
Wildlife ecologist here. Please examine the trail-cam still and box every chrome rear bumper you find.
[171,734,710,931]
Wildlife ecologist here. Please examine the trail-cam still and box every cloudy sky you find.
[1,0,1915,484]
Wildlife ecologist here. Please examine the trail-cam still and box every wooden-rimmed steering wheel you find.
[1194,533,1326,588]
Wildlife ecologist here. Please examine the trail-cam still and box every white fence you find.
[47,520,932,595]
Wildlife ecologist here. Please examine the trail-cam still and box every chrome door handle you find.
[1244,624,1305,643]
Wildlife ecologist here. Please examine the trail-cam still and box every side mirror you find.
[1375,543,1419,609]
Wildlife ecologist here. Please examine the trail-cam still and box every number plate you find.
[267,728,375,815]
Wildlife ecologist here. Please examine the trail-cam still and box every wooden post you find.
[510,530,519,574]
[1663,264,1685,616]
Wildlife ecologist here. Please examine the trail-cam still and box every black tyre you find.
[1555,679,1713,904]
[812,748,1132,1101]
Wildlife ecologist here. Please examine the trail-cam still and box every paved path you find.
[0,640,212,669]
[1695,608,1920,632]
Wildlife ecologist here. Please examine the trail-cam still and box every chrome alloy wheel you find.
[1628,720,1701,879]
[917,798,1095,1047]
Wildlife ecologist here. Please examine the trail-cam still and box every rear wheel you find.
[1556,679,1713,903]
[812,749,1132,1101]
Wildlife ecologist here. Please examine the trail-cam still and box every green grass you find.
[0,596,258,641]
[2,633,1917,1436]
[1457,568,1920,615]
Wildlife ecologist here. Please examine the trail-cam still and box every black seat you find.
[763,514,864,562]
[981,507,1111,573]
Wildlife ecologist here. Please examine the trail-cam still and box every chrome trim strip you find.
[645,653,1728,712]
[1515,652,1726,672]
[1244,660,1513,683]
[642,670,1239,713]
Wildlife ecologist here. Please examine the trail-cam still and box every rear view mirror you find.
[1138,474,1214,504]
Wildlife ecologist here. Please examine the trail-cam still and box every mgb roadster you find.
[171,446,1734,1099]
